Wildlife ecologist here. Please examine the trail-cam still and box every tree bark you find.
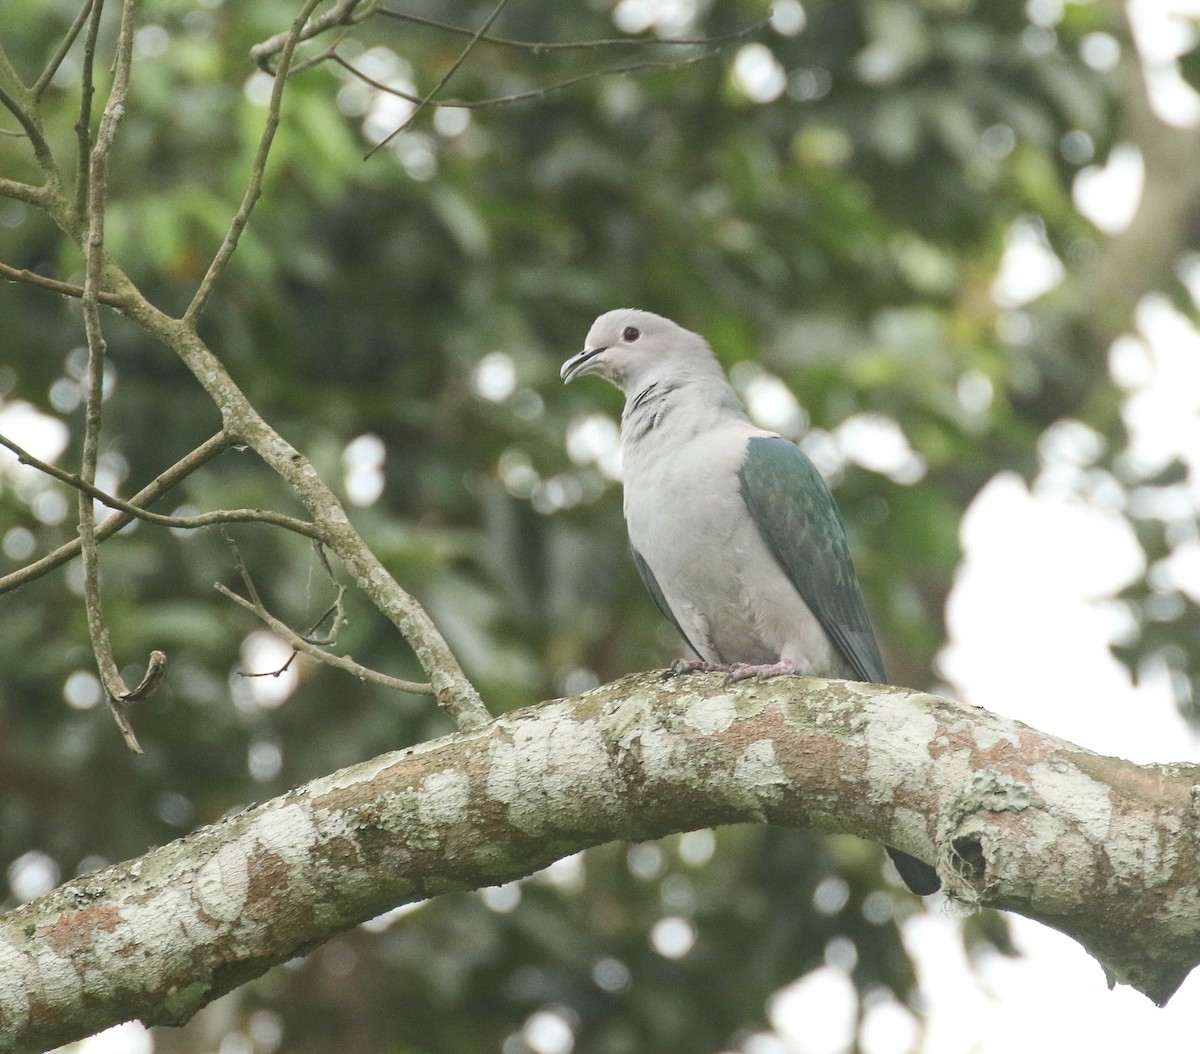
[2,673,1198,1052]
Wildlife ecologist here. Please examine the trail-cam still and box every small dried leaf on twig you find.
[120,650,168,702]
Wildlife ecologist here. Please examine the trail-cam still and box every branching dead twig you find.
[333,10,765,125]
[363,0,511,159]
[0,431,233,595]
[184,0,327,325]
[0,259,127,306]
[34,0,97,99]
[0,176,56,209]
[0,81,61,189]
[216,535,434,697]
[0,430,323,539]
[104,11,489,727]
[249,0,375,74]
[376,8,769,52]
[4,4,517,733]
[335,45,746,114]
[73,0,105,223]
[77,0,157,754]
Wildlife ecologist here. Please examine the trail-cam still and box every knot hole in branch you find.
[949,835,988,885]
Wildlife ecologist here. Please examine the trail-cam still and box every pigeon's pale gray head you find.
[560,309,723,395]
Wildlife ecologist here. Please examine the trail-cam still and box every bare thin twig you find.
[0,83,60,182]
[375,9,769,52]
[217,537,433,696]
[74,0,105,223]
[336,46,738,113]
[184,0,326,325]
[363,0,511,159]
[0,430,323,539]
[249,0,374,73]
[78,0,155,753]
[0,178,55,210]
[35,0,97,99]
[0,432,234,596]
[0,259,127,306]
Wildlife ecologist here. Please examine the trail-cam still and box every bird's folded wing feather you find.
[737,435,886,683]
[630,543,701,659]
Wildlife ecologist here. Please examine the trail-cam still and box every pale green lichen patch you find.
[891,806,931,856]
[601,692,657,737]
[684,693,737,735]
[485,715,619,833]
[194,840,251,924]
[1028,762,1111,843]
[0,938,31,1023]
[161,980,211,1021]
[940,770,1033,896]
[389,793,443,852]
[616,723,693,786]
[972,723,1022,753]
[1104,811,1182,887]
[863,702,938,801]
[250,803,319,863]
[194,804,318,924]
[731,739,786,818]
[1163,883,1200,928]
[418,770,471,827]
[308,750,409,796]
[955,769,1031,815]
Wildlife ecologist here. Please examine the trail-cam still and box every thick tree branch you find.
[2,674,1197,1051]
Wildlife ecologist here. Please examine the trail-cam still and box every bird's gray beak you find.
[560,346,606,384]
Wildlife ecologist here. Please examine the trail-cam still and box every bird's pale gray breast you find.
[623,423,846,673]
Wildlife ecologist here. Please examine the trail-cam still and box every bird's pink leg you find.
[663,658,731,679]
[725,658,797,682]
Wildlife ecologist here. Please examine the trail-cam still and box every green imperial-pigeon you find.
[561,308,940,896]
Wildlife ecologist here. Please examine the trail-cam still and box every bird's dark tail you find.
[886,846,941,895]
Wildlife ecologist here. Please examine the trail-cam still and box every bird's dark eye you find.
[622,326,640,342]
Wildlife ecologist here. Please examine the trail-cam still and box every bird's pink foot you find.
[663,658,731,679]
[725,659,797,683]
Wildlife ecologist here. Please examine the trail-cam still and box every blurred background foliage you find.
[1,0,1197,1051]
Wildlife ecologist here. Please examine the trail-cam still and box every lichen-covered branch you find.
[3,674,1197,1051]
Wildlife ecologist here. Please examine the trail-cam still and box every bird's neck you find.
[621,372,747,448]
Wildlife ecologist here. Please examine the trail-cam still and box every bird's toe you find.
[726,659,797,683]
